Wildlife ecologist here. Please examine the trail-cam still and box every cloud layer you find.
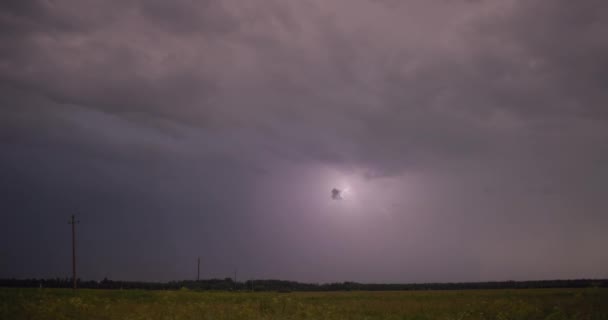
[1,0,607,282]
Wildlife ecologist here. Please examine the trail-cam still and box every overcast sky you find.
[1,0,607,283]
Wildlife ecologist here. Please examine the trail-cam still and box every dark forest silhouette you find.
[1,278,605,291]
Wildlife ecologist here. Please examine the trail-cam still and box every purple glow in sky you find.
[1,0,607,283]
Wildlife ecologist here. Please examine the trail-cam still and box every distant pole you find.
[68,215,79,290]
[197,257,200,281]
[234,269,237,290]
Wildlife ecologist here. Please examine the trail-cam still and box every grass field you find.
[1,287,607,320]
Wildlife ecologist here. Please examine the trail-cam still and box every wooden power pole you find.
[234,269,237,290]
[68,215,79,290]
[197,257,200,281]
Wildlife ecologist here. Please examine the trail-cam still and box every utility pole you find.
[197,257,200,281]
[68,215,79,290]
[234,269,237,290]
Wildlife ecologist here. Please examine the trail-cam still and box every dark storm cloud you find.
[1,0,607,282]
[331,188,342,200]
[139,0,240,34]
[0,0,85,34]
[470,0,608,120]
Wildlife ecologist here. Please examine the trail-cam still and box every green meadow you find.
[1,287,607,320]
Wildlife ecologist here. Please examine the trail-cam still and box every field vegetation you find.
[1,287,607,320]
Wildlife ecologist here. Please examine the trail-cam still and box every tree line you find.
[1,278,606,291]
